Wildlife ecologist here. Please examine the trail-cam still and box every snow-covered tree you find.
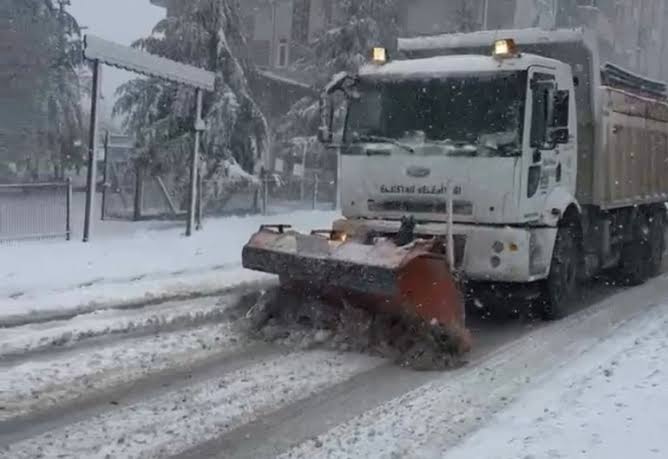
[276,0,401,143]
[113,0,270,194]
[0,0,84,179]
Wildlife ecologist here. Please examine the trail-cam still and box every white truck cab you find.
[328,40,576,284]
[319,31,668,318]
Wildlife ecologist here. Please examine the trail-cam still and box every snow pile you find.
[0,210,339,325]
[241,287,464,370]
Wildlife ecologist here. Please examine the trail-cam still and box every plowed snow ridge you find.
[0,295,237,357]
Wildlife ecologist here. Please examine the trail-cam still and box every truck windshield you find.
[344,71,527,157]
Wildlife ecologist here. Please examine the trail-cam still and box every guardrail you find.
[0,180,72,243]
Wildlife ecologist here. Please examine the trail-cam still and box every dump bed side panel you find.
[596,87,668,208]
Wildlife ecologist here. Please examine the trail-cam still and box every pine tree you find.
[276,0,401,144]
[113,0,269,208]
[0,0,84,179]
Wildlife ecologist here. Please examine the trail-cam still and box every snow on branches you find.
[113,0,269,190]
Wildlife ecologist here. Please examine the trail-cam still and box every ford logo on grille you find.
[405,166,431,178]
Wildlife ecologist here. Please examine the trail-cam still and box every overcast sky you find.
[68,0,165,113]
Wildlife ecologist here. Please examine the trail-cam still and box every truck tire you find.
[618,212,652,286]
[648,208,666,278]
[541,226,578,320]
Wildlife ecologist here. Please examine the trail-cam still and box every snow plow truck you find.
[242,28,668,354]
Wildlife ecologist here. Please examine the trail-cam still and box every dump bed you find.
[398,28,668,209]
[596,86,668,208]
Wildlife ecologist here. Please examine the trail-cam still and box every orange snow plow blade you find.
[242,225,471,353]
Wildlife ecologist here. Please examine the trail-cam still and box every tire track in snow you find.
[0,292,252,361]
[0,321,251,423]
[0,340,281,445]
[1,350,383,459]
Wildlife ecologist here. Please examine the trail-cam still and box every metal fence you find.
[259,172,337,214]
[0,181,72,243]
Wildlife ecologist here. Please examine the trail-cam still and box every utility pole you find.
[270,0,278,67]
[482,0,489,30]
[83,59,101,242]
[186,89,204,237]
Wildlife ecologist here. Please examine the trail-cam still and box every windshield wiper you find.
[355,135,415,154]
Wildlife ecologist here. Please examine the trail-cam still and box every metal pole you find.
[335,148,341,210]
[446,181,455,269]
[186,88,203,237]
[133,163,144,221]
[262,168,268,215]
[100,130,109,221]
[299,145,307,202]
[196,168,203,231]
[482,0,489,30]
[66,177,72,241]
[312,173,319,210]
[83,60,101,242]
[271,0,278,67]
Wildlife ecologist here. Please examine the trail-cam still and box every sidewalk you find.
[0,208,338,326]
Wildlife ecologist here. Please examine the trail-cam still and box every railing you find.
[0,180,72,243]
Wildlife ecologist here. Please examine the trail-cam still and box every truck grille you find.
[367,199,473,216]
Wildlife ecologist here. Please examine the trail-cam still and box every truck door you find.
[520,69,560,221]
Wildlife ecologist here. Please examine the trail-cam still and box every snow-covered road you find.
[2,271,668,458]
[2,210,668,458]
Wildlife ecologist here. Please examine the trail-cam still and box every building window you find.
[243,14,256,40]
[291,0,311,44]
[277,39,288,67]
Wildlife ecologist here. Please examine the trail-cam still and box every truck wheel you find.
[618,212,651,286]
[648,209,665,277]
[541,226,578,320]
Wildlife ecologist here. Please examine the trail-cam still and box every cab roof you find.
[358,53,568,81]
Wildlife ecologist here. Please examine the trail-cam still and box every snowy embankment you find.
[0,210,338,326]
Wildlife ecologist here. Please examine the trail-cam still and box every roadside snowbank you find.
[439,305,668,459]
[0,210,338,325]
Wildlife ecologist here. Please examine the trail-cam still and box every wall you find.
[511,0,668,82]
[486,0,518,29]
[239,0,294,68]
[401,0,486,35]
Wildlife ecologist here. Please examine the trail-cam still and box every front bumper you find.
[332,219,557,283]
